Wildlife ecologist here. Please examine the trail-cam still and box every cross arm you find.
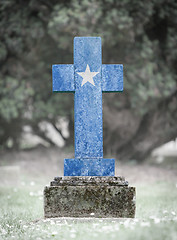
[52,64,75,92]
[102,64,123,92]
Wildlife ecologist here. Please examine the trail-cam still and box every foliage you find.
[0,0,176,158]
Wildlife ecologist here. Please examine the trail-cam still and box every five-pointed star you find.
[76,64,99,87]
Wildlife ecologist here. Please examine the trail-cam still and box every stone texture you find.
[74,37,103,159]
[102,64,123,92]
[48,37,135,218]
[52,37,124,176]
[47,37,135,218]
[51,176,128,186]
[52,64,74,92]
[64,158,115,176]
[44,176,136,218]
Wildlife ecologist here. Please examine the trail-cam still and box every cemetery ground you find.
[0,147,177,240]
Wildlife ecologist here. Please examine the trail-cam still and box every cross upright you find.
[53,37,123,176]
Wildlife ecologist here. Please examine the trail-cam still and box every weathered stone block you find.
[44,177,136,218]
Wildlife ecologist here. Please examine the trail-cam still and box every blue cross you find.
[53,37,123,176]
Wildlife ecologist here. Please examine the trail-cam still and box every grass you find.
[0,147,177,239]
[0,180,177,240]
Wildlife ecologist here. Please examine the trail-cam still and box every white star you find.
[76,64,99,87]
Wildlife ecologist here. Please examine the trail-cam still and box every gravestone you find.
[44,37,136,218]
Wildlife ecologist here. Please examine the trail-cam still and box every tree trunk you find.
[103,90,177,161]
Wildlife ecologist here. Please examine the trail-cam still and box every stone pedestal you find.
[44,176,136,218]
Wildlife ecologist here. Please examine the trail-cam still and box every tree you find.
[0,0,176,161]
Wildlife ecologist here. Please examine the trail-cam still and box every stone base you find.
[44,176,136,218]
[64,158,115,176]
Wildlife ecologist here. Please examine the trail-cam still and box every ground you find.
[0,147,177,240]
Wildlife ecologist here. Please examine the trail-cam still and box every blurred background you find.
[1,2,177,238]
[0,0,177,164]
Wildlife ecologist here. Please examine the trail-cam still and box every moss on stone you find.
[44,177,136,218]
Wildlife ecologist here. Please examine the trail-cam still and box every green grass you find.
[0,180,177,240]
